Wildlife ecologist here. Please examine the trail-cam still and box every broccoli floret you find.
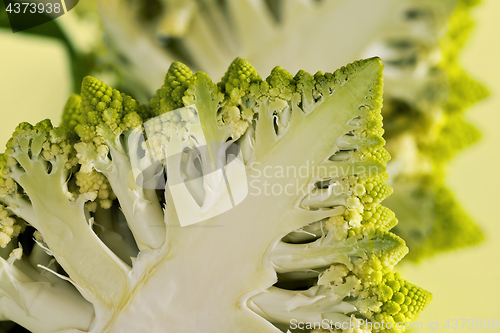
[61,94,82,132]
[372,272,432,331]
[151,61,194,115]
[0,119,131,317]
[0,204,24,248]
[75,76,165,250]
[402,185,484,262]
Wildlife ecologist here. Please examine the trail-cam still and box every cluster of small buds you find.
[142,106,201,162]
[325,172,393,234]
[374,272,433,330]
[0,205,23,248]
[216,105,251,140]
[76,170,115,210]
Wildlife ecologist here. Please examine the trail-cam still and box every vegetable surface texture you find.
[0,58,430,332]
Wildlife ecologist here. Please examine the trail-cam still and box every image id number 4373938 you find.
[442,319,498,329]
[5,1,61,14]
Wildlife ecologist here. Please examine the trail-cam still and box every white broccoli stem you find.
[9,153,131,307]
[281,221,323,243]
[28,244,55,274]
[248,286,357,327]
[0,256,95,333]
[277,270,321,281]
[160,134,236,225]
[0,194,38,228]
[194,142,227,212]
[276,105,292,135]
[336,133,381,150]
[181,147,206,206]
[254,103,279,157]
[271,231,404,273]
[26,244,80,292]
[102,132,167,251]
[238,124,256,164]
[300,183,349,209]
[93,207,139,266]
[271,234,356,273]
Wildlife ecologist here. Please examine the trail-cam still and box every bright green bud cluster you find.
[266,66,296,100]
[0,155,16,198]
[6,120,76,168]
[75,170,116,211]
[0,204,24,248]
[430,114,481,163]
[218,57,262,102]
[77,76,142,143]
[358,172,392,205]
[405,185,484,261]
[61,94,82,132]
[373,272,432,331]
[362,204,398,232]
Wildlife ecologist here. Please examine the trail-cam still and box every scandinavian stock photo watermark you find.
[246,161,381,197]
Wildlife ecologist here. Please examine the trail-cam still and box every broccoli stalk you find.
[74,77,166,250]
[0,253,94,332]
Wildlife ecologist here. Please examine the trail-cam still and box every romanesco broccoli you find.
[0,58,431,333]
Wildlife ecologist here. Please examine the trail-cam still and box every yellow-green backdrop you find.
[0,1,499,331]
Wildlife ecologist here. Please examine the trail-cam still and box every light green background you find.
[402,0,500,329]
[0,1,499,331]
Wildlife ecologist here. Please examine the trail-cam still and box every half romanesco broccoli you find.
[0,58,431,333]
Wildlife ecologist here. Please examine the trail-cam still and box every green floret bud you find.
[151,61,194,115]
[294,69,316,113]
[0,155,16,197]
[0,204,24,248]
[218,57,262,102]
[76,169,116,211]
[405,185,484,262]
[365,146,391,164]
[362,204,398,232]
[350,232,407,286]
[335,172,392,217]
[179,71,225,111]
[430,114,481,163]
[216,105,252,140]
[214,58,263,140]
[373,272,432,330]
[266,66,295,100]
[136,104,155,122]
[358,172,392,206]
[61,94,82,132]
[143,106,200,161]
[77,76,143,146]
[6,120,77,169]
